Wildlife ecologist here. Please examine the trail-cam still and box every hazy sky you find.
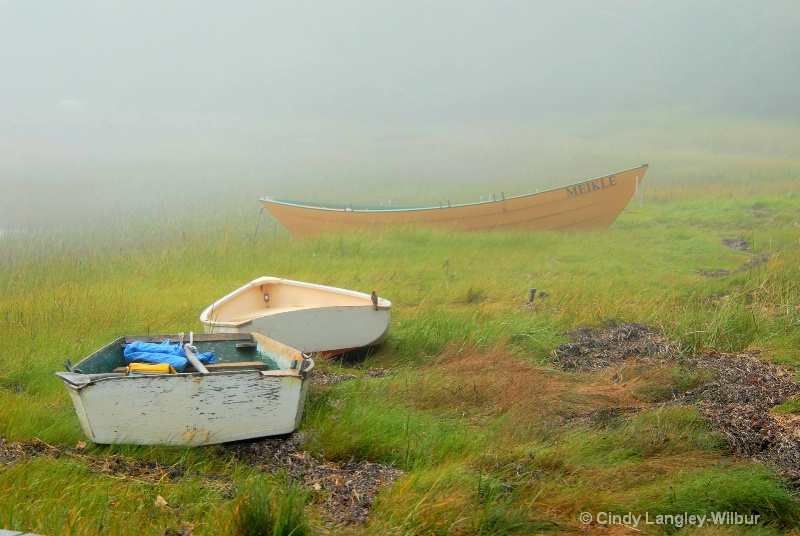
[1,1,798,227]
[2,0,798,126]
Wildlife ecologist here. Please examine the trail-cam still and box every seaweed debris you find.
[552,322,679,372]
[696,251,772,277]
[694,236,772,277]
[0,433,401,526]
[683,349,800,483]
[223,433,402,526]
[554,324,800,486]
[311,368,393,386]
[311,370,357,386]
[0,437,187,484]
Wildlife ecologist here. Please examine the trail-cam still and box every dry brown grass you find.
[418,347,644,423]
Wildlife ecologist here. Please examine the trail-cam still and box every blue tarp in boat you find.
[123,340,217,373]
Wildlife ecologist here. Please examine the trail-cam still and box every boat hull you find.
[56,333,313,446]
[200,277,391,355]
[260,165,648,238]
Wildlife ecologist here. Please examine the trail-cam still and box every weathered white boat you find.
[56,333,314,446]
[199,277,391,356]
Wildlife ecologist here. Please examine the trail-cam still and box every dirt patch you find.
[696,252,772,277]
[696,251,772,277]
[694,236,773,277]
[552,323,679,372]
[721,237,751,251]
[222,433,402,526]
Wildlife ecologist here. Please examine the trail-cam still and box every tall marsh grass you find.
[1,113,799,534]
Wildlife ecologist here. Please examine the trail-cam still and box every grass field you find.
[1,112,799,534]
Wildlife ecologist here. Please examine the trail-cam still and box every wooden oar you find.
[184,345,210,374]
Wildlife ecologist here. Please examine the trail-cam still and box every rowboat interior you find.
[56,332,315,446]
[202,277,387,328]
[59,333,308,382]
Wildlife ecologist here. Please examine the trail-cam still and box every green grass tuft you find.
[233,478,310,536]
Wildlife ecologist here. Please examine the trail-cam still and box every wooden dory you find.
[200,277,391,356]
[56,333,314,446]
[260,165,648,238]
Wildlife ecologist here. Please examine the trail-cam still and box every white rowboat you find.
[200,277,391,356]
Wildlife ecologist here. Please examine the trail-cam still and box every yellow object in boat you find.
[126,363,178,375]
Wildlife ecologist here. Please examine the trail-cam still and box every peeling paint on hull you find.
[56,333,314,446]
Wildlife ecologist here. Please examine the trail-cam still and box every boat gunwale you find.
[259,164,648,213]
[55,365,311,390]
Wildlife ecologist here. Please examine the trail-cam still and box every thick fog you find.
[4,0,799,122]
[1,0,798,227]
